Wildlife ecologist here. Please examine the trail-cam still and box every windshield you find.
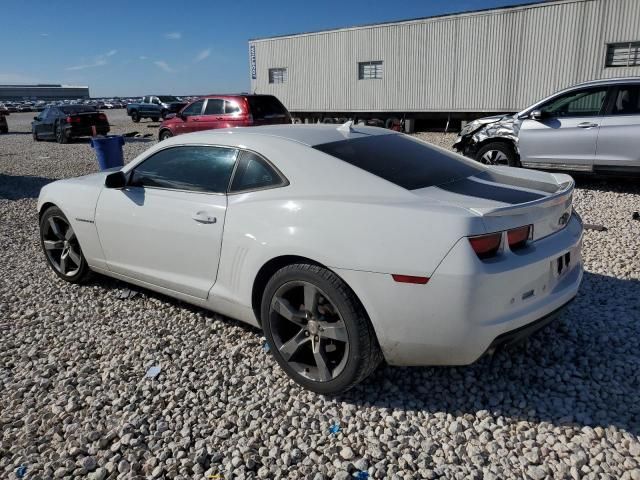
[314,134,482,190]
[158,96,179,103]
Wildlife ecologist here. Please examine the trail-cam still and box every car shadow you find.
[0,173,54,200]
[573,174,640,195]
[338,271,640,436]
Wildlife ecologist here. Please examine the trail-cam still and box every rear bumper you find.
[334,213,583,366]
[64,125,110,137]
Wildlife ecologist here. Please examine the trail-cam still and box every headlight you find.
[460,117,501,136]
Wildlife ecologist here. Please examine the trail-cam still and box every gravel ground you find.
[1,111,639,480]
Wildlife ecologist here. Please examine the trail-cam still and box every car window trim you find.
[127,144,240,195]
[227,149,290,195]
[535,86,610,119]
[184,99,205,117]
[601,84,640,117]
[203,98,225,116]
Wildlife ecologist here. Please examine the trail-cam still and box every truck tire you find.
[385,117,401,130]
[131,111,140,123]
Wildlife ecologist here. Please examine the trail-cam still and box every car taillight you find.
[507,225,532,250]
[66,116,81,123]
[392,274,430,285]
[468,233,502,259]
[98,113,107,121]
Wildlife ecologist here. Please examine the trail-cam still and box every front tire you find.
[55,123,68,144]
[261,264,382,395]
[159,130,173,141]
[475,141,519,167]
[131,111,140,123]
[40,207,91,283]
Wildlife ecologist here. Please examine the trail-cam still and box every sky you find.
[1,0,542,97]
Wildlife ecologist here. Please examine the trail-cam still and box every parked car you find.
[126,95,187,123]
[0,112,8,133]
[32,105,109,143]
[37,124,583,393]
[158,94,292,140]
[454,77,640,174]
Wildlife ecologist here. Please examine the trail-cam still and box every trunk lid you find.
[413,166,574,240]
[68,111,107,127]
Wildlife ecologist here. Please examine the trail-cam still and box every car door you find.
[94,145,238,299]
[198,98,225,131]
[518,86,609,170]
[34,108,52,137]
[176,99,205,134]
[594,84,640,170]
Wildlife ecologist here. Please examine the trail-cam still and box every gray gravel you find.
[1,110,639,479]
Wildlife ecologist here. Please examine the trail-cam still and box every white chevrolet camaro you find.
[38,124,584,394]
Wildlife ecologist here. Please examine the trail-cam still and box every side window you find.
[151,97,160,105]
[611,85,640,115]
[143,96,149,104]
[224,100,241,114]
[130,146,237,193]
[230,151,285,192]
[540,88,608,118]
[182,100,204,116]
[203,99,224,115]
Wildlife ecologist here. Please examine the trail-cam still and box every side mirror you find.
[105,171,127,189]
[529,109,543,120]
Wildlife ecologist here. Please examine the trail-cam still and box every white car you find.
[37,124,583,394]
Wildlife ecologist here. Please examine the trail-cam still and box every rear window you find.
[246,96,289,119]
[313,134,483,190]
[158,96,179,103]
[60,105,96,114]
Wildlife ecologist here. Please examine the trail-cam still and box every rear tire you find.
[151,117,160,123]
[261,263,382,395]
[131,111,140,123]
[475,141,519,167]
[55,123,68,144]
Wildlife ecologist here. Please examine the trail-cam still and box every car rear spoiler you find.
[469,178,574,217]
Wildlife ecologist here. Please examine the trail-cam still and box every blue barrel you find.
[91,136,125,171]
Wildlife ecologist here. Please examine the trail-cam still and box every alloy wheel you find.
[42,216,82,277]
[480,149,509,165]
[269,281,350,382]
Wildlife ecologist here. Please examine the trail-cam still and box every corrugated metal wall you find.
[249,0,640,113]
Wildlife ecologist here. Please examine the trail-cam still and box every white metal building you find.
[0,84,90,101]
[249,0,640,122]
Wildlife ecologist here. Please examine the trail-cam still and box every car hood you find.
[469,113,522,144]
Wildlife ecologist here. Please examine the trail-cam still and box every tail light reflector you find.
[468,233,502,259]
[66,116,81,123]
[392,274,429,285]
[507,225,532,250]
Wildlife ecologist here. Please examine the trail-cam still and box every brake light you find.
[468,233,502,259]
[392,274,429,284]
[98,113,107,121]
[507,225,532,250]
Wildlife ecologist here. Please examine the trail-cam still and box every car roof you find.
[163,124,397,147]
[572,77,640,88]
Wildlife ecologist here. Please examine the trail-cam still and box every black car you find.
[32,105,109,143]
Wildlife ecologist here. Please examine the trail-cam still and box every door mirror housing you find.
[529,109,544,120]
[105,171,127,189]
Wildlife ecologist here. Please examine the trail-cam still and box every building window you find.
[606,42,640,67]
[268,68,287,84]
[358,61,383,80]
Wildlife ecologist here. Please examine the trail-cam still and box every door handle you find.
[192,211,217,224]
[577,122,598,129]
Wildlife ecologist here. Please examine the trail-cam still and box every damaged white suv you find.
[454,77,640,175]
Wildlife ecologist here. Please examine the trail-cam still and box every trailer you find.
[249,0,640,132]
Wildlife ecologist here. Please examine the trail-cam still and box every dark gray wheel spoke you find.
[319,322,348,342]
[272,296,305,326]
[65,227,76,241]
[279,330,309,360]
[312,346,332,382]
[68,248,82,266]
[303,283,319,316]
[48,218,64,239]
[44,240,64,250]
[59,253,68,274]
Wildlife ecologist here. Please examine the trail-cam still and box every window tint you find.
[313,134,482,191]
[130,146,237,193]
[182,100,204,116]
[230,151,284,192]
[246,96,288,120]
[60,105,96,114]
[204,99,224,115]
[540,88,608,118]
[612,85,640,115]
[358,61,383,80]
[225,100,241,114]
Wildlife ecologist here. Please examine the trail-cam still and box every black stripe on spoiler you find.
[436,178,546,204]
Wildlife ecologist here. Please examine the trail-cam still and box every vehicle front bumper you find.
[334,213,583,366]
